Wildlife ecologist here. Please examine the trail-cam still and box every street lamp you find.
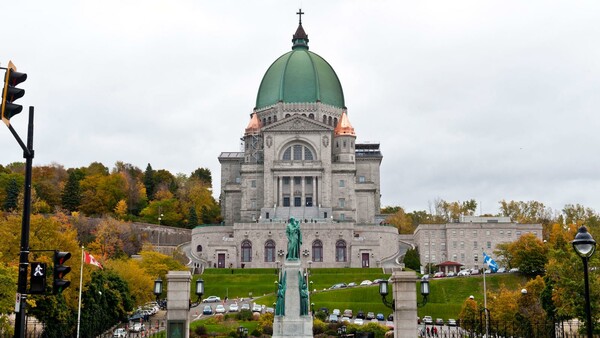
[153,277,163,302]
[237,326,248,337]
[337,325,346,337]
[572,225,596,338]
[195,278,204,303]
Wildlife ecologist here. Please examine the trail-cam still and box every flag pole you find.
[482,249,489,337]
[76,246,84,338]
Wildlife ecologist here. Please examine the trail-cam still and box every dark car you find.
[202,305,213,315]
[356,311,365,319]
[387,313,394,321]
[366,312,375,320]
[376,313,385,321]
[319,307,329,315]
[128,312,144,322]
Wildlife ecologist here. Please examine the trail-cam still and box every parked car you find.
[113,328,127,337]
[343,309,353,318]
[447,319,457,326]
[385,321,394,329]
[497,267,507,273]
[319,307,329,315]
[470,269,480,275]
[328,314,339,323]
[366,312,375,320]
[202,305,213,315]
[354,318,364,325]
[128,312,145,322]
[457,270,470,277]
[387,313,394,321]
[129,323,145,332]
[332,309,341,316]
[265,307,274,314]
[356,310,365,319]
[435,318,444,325]
[433,272,445,278]
[376,313,385,321]
[509,267,519,273]
[215,304,226,314]
[229,303,239,312]
[423,316,433,324]
[241,303,250,311]
[340,317,351,323]
[347,282,357,287]
[203,296,221,303]
[360,280,372,286]
[373,278,385,284]
[446,271,456,277]
[252,303,262,312]
[329,283,347,290]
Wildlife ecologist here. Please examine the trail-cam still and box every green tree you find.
[144,163,155,201]
[188,206,199,228]
[403,248,421,271]
[2,177,19,211]
[61,170,81,212]
[190,167,212,186]
[383,207,414,234]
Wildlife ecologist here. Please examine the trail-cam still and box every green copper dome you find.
[255,24,345,110]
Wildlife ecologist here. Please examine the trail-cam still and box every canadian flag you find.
[84,251,103,269]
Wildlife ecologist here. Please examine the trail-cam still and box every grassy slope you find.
[194,268,528,321]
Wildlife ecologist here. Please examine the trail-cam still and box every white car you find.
[457,270,470,276]
[229,303,239,312]
[252,303,262,312]
[203,296,221,303]
[215,304,226,314]
[354,318,364,325]
[332,308,341,316]
[113,328,127,337]
[129,323,145,332]
[360,280,372,286]
[423,316,433,324]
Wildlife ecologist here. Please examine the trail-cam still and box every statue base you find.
[272,260,313,338]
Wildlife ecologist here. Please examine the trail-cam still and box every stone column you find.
[301,176,306,207]
[312,177,316,206]
[167,271,191,338]
[278,177,283,207]
[391,270,418,338]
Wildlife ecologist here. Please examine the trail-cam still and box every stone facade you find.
[192,22,399,269]
[414,216,543,270]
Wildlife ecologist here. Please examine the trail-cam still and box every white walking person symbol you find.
[33,264,44,277]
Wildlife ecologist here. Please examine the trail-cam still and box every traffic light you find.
[53,251,71,294]
[30,262,47,294]
[1,60,27,126]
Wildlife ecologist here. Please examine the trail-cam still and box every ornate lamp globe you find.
[196,278,205,298]
[572,226,596,258]
[153,277,163,297]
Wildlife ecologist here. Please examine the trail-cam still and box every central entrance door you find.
[218,253,225,268]
[362,253,370,268]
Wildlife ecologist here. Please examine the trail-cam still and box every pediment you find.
[262,115,333,133]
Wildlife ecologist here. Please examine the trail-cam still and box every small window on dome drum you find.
[334,118,338,127]
[309,113,314,119]
[323,115,327,123]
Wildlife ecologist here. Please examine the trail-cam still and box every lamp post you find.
[237,326,248,337]
[572,225,596,338]
[337,325,346,337]
[153,277,163,302]
[195,278,204,304]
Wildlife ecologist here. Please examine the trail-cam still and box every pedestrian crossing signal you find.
[30,262,47,294]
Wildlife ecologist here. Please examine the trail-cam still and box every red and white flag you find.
[84,251,103,269]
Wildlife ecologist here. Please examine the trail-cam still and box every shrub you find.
[237,309,253,321]
[313,319,327,335]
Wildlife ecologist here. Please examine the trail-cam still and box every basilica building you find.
[191,15,400,269]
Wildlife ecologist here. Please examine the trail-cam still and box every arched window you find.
[309,113,314,119]
[334,118,338,127]
[263,118,267,125]
[196,245,203,252]
[285,114,291,118]
[273,116,277,122]
[328,116,332,126]
[312,240,323,262]
[281,144,315,161]
[268,116,272,124]
[335,240,347,262]
[302,113,306,117]
[241,240,252,262]
[323,115,327,123]
[264,240,276,262]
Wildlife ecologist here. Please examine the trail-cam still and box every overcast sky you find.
[2,1,599,215]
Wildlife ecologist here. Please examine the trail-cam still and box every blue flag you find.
[483,252,498,272]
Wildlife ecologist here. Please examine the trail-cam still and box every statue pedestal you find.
[272,260,313,338]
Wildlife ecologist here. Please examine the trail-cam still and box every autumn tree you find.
[107,259,154,307]
[32,163,68,210]
[507,233,547,275]
[383,206,414,234]
[499,200,556,238]
[191,167,212,186]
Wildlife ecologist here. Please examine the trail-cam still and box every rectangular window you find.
[486,230,491,236]
[507,231,512,237]
[235,177,241,183]
[516,231,522,237]
[452,230,456,237]
[358,176,366,183]
[500,230,504,236]
[432,255,436,262]
[339,198,345,208]
[473,230,477,236]
[251,180,256,188]
[453,241,457,249]
[474,241,478,248]
[305,177,312,184]
[283,177,290,185]
[474,254,478,262]
[305,197,313,207]
[460,230,464,236]
[452,254,457,261]
[460,241,465,249]
[294,197,301,207]
[339,180,345,187]
[461,253,465,261]
[441,242,446,249]
[283,197,290,207]
[487,241,492,249]
[340,213,345,220]
[250,199,256,209]
[294,176,301,185]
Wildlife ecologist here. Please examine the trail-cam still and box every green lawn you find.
[193,268,529,322]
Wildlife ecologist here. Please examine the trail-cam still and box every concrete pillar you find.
[278,177,283,207]
[301,176,306,207]
[312,177,316,206]
[167,271,191,338]
[391,270,418,338]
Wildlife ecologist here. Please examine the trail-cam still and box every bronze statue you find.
[286,217,302,260]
